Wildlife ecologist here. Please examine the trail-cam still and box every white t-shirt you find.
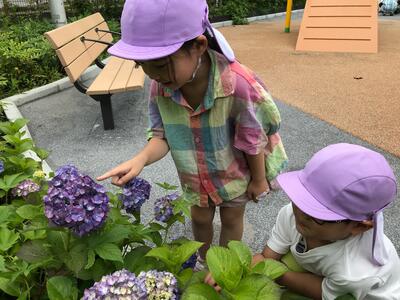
[267,204,400,300]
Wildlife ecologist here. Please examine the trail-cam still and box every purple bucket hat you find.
[108,0,235,62]
[277,143,397,266]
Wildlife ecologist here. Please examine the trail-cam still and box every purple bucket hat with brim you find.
[277,143,397,266]
[108,0,235,62]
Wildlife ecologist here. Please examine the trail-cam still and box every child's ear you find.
[195,35,208,54]
[350,220,374,236]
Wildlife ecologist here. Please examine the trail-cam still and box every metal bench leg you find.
[92,94,114,130]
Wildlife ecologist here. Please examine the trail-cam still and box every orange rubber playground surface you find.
[219,16,400,157]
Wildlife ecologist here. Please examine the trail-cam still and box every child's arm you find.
[97,137,169,186]
[245,152,269,201]
[276,272,323,300]
[254,246,323,299]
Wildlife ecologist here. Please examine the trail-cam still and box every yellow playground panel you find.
[286,0,378,53]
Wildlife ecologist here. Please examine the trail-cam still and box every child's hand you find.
[247,178,270,202]
[252,253,266,266]
[204,272,221,292]
[96,156,145,186]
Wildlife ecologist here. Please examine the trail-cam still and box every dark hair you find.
[180,30,223,55]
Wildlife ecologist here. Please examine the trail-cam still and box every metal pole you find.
[49,0,67,28]
[285,0,293,33]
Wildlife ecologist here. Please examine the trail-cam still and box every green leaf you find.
[16,204,42,220]
[251,259,288,280]
[206,246,243,291]
[280,290,312,300]
[0,206,13,223]
[86,224,131,248]
[65,244,87,275]
[33,147,49,160]
[146,246,174,270]
[0,227,20,252]
[47,231,69,259]
[181,283,222,300]
[156,182,179,190]
[0,276,20,296]
[11,118,29,132]
[16,240,51,263]
[177,267,193,288]
[85,249,96,270]
[173,240,203,266]
[0,173,30,192]
[228,241,252,270]
[124,246,160,274]
[281,252,306,273]
[22,228,47,240]
[0,255,5,272]
[46,276,78,300]
[230,274,280,300]
[95,243,123,262]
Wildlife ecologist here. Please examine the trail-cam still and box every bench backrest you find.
[45,13,113,83]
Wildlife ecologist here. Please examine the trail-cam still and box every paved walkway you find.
[17,14,400,254]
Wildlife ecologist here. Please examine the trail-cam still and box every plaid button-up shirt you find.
[147,50,287,206]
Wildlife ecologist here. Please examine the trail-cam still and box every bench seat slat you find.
[45,13,105,49]
[109,60,136,93]
[56,22,111,67]
[87,57,124,95]
[64,35,112,82]
[126,66,146,92]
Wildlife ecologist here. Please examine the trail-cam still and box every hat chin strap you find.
[372,211,389,266]
[186,57,202,83]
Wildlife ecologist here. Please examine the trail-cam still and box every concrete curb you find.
[1,9,304,107]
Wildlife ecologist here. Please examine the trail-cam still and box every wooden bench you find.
[44,13,145,130]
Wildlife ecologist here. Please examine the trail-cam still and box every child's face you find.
[135,38,206,90]
[291,203,364,243]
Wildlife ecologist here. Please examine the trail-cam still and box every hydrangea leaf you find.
[229,274,280,300]
[0,227,19,252]
[85,250,96,270]
[146,246,175,270]
[0,255,5,272]
[206,246,243,291]
[181,283,222,300]
[173,240,203,266]
[0,276,20,297]
[16,240,51,263]
[94,243,123,263]
[124,245,160,274]
[228,241,252,271]
[252,259,288,280]
[65,244,88,275]
[0,206,13,224]
[16,204,42,220]
[281,252,306,272]
[47,276,78,300]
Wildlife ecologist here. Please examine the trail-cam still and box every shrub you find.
[0,19,63,98]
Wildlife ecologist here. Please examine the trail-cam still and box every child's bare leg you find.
[219,206,246,247]
[191,205,216,259]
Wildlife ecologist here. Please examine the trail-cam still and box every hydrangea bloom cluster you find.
[82,269,178,300]
[154,192,180,223]
[43,165,109,236]
[0,160,4,174]
[136,270,178,300]
[119,177,151,213]
[181,252,198,270]
[11,179,40,197]
[82,269,146,300]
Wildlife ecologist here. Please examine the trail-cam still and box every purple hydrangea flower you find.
[82,269,147,300]
[137,270,179,300]
[181,252,198,270]
[82,269,178,300]
[43,165,109,236]
[119,177,151,213]
[154,192,180,223]
[0,160,4,174]
[11,179,40,198]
